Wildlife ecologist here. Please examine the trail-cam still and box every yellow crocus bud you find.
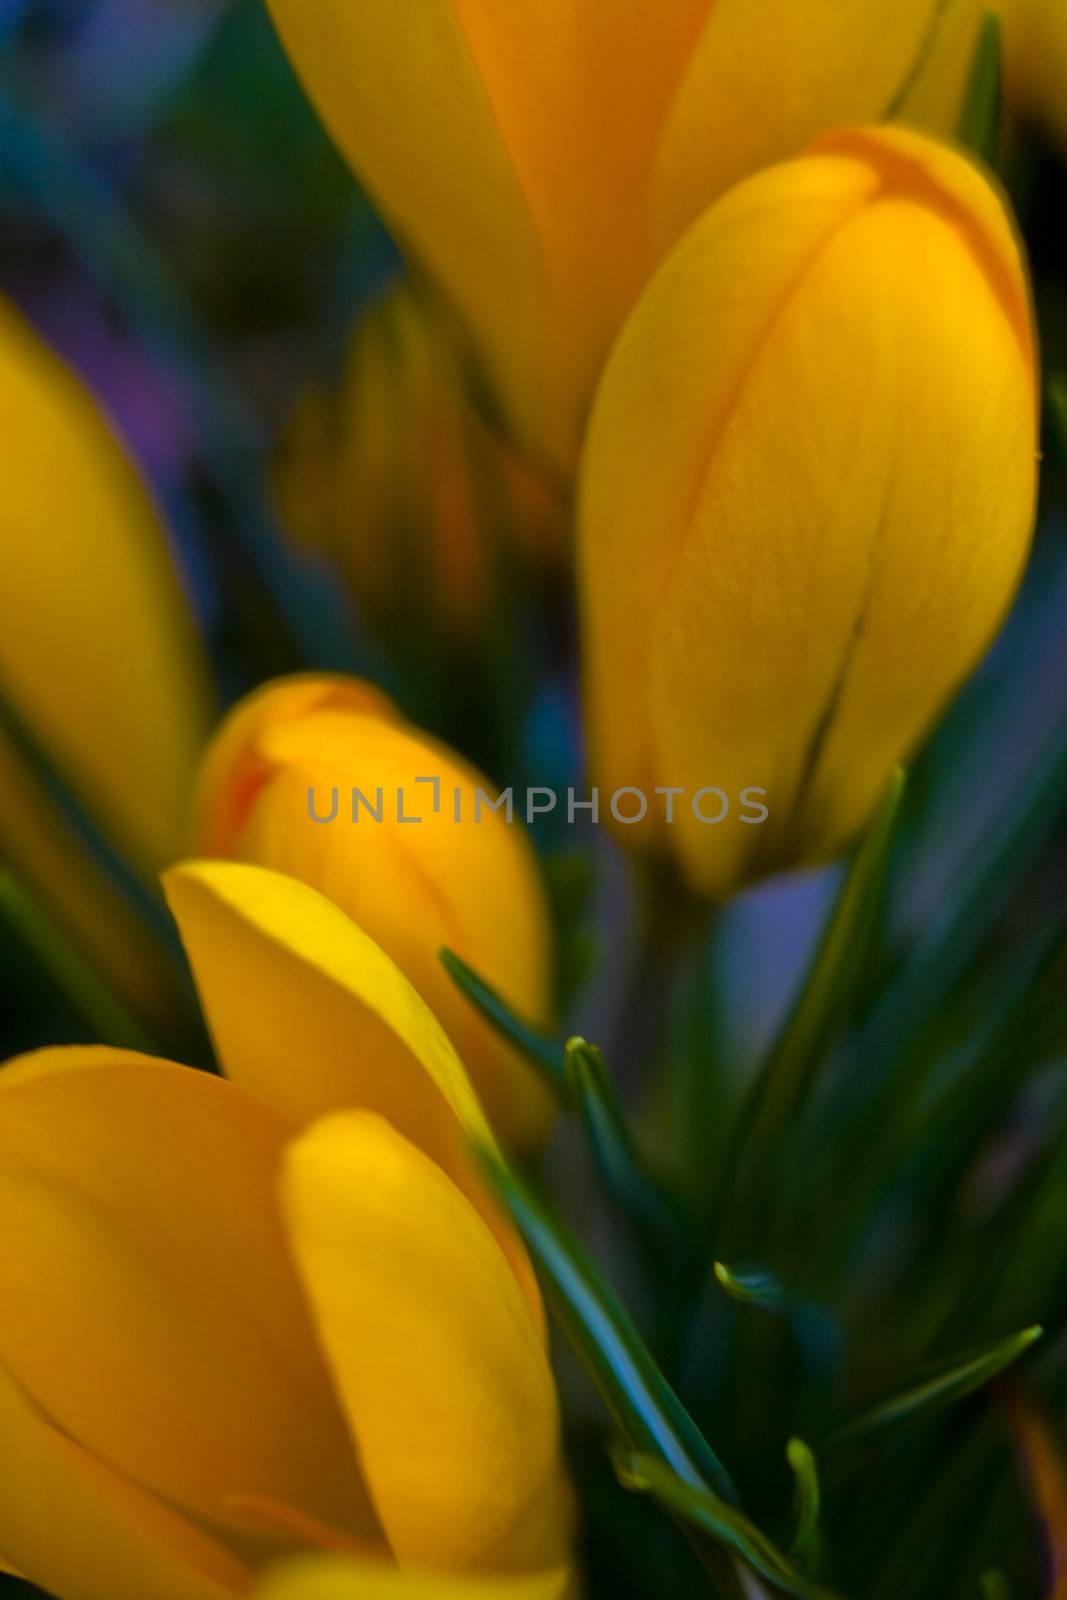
[997,0,1067,155]
[0,297,212,1007]
[192,676,556,1149]
[578,126,1038,901]
[276,280,563,642]
[0,862,572,1600]
[265,0,980,472]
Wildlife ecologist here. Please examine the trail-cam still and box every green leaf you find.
[826,1326,1042,1448]
[0,868,155,1053]
[474,1145,738,1506]
[957,12,1003,167]
[614,1449,843,1600]
[787,1440,822,1573]
[716,769,904,1249]
[565,1037,691,1255]
[714,1261,788,1311]
[440,947,568,1095]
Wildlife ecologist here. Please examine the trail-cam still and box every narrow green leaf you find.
[717,770,904,1247]
[714,1262,788,1311]
[475,1145,738,1506]
[957,12,1003,167]
[0,685,181,959]
[615,1449,843,1600]
[826,1327,1042,1448]
[0,868,155,1052]
[787,1440,822,1572]
[440,948,568,1094]
[565,1037,691,1255]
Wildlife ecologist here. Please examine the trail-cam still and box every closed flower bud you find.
[193,676,556,1149]
[276,280,563,644]
[0,298,211,1006]
[266,0,979,471]
[0,863,572,1599]
[578,127,1038,900]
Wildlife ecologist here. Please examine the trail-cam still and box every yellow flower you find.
[265,0,980,471]
[0,861,572,1600]
[276,280,563,640]
[192,676,556,1149]
[996,0,1067,155]
[0,296,212,1008]
[256,1556,570,1599]
[578,126,1038,900]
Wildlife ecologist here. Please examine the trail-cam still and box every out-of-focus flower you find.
[276,280,563,642]
[0,296,212,1007]
[265,0,980,471]
[255,1555,570,1599]
[192,676,556,1149]
[0,861,572,1600]
[578,126,1038,900]
[996,0,1067,155]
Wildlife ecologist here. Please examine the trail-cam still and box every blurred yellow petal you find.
[266,3,978,472]
[0,1047,369,1549]
[275,281,564,640]
[255,1554,571,1600]
[997,0,1067,155]
[579,125,1036,897]
[0,1361,247,1600]
[281,1113,571,1576]
[649,0,978,255]
[190,678,556,1152]
[163,859,542,1315]
[0,297,211,872]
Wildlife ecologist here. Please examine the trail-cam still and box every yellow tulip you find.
[0,861,572,1600]
[0,297,212,1006]
[996,0,1067,154]
[191,675,556,1149]
[265,0,980,471]
[255,1555,570,1599]
[276,280,563,640]
[578,126,1038,900]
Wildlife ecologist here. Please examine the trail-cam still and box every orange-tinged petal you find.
[280,1114,571,1576]
[163,860,543,1319]
[255,1554,572,1600]
[0,1361,247,1600]
[0,297,211,872]
[579,126,1036,897]
[648,0,979,255]
[191,682,557,1153]
[0,1048,371,1549]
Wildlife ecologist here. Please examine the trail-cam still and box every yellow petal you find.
[190,676,556,1151]
[265,3,978,472]
[649,0,980,255]
[281,1114,571,1576]
[0,1361,247,1600]
[0,1047,370,1548]
[163,859,543,1316]
[579,126,1036,897]
[0,297,211,872]
[255,1554,571,1600]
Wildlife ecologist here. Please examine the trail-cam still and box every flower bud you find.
[276,280,563,643]
[266,0,980,471]
[578,127,1038,899]
[0,297,211,1005]
[193,676,556,1149]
